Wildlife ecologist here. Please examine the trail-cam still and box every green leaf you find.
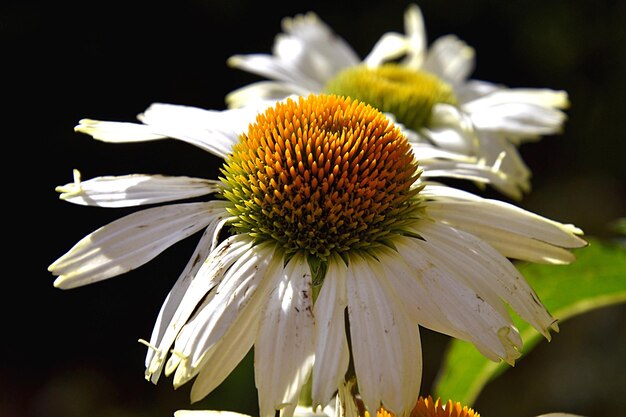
[432,238,626,406]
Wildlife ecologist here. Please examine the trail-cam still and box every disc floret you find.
[220,94,422,266]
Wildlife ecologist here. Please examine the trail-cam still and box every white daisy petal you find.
[423,35,476,84]
[145,213,236,384]
[256,254,315,417]
[422,183,587,263]
[463,89,570,113]
[174,242,278,370]
[278,12,360,80]
[468,101,567,138]
[56,170,221,207]
[400,3,427,70]
[49,201,221,289]
[74,118,167,142]
[364,32,409,67]
[187,287,262,401]
[228,54,323,92]
[312,253,350,409]
[346,253,422,414]
[226,81,310,109]
[412,222,558,338]
[394,233,523,363]
[137,103,257,158]
[144,233,254,383]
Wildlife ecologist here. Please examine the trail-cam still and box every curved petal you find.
[137,103,260,158]
[421,183,587,263]
[56,170,221,207]
[409,221,558,338]
[144,233,255,383]
[173,241,279,370]
[49,201,223,289]
[255,254,315,417]
[346,253,422,415]
[400,3,427,70]
[364,32,409,67]
[226,81,309,109]
[391,235,524,363]
[312,253,350,409]
[423,35,476,84]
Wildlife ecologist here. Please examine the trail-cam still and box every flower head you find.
[226,4,569,200]
[50,94,585,417]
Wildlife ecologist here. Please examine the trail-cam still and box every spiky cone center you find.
[220,94,422,271]
[324,64,458,133]
[367,396,479,417]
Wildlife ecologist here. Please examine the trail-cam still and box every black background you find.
[4,1,625,416]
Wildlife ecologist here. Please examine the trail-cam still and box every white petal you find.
[312,253,350,409]
[56,170,221,207]
[174,242,279,369]
[463,89,570,113]
[145,214,233,384]
[346,253,422,415]
[74,119,167,142]
[226,81,309,109]
[228,54,323,92]
[422,184,587,263]
[468,101,567,138]
[423,35,476,84]
[400,3,427,70]
[49,202,221,289]
[138,103,259,158]
[392,235,523,363]
[187,287,262,401]
[278,12,360,81]
[425,103,478,154]
[256,254,315,417]
[410,221,558,338]
[364,32,409,67]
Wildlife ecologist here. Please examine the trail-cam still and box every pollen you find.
[220,94,422,262]
[324,64,457,133]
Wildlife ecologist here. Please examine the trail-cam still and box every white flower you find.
[49,94,585,417]
[226,4,569,200]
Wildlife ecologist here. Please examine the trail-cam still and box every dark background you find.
[4,1,625,416]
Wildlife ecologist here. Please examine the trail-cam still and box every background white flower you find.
[226,4,569,200]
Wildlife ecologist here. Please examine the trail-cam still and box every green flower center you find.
[219,94,422,271]
[323,63,457,132]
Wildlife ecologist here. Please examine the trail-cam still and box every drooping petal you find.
[255,254,315,417]
[392,235,523,364]
[312,253,350,409]
[346,253,422,415]
[56,169,221,207]
[411,221,559,338]
[172,242,279,372]
[144,233,254,383]
[421,184,587,263]
[49,201,224,289]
